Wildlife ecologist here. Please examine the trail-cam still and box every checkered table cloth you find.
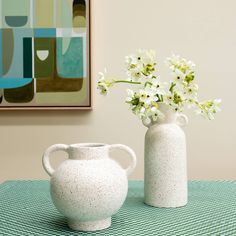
[0,180,236,235]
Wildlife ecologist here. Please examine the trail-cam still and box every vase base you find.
[144,200,187,208]
[68,217,111,232]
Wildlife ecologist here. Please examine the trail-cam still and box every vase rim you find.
[70,143,108,149]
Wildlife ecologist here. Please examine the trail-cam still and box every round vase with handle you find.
[42,143,136,232]
[144,103,188,208]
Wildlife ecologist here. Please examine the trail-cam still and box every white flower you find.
[126,89,135,102]
[148,106,164,121]
[163,91,184,112]
[186,60,196,70]
[140,105,164,125]
[172,69,186,82]
[214,99,222,108]
[141,103,165,126]
[97,69,114,95]
[98,68,107,79]
[187,98,198,108]
[166,54,195,73]
[163,92,173,104]
[125,54,137,66]
[166,54,181,67]
[166,54,196,84]
[97,82,109,95]
[126,49,156,65]
[150,80,167,95]
[138,88,158,105]
[126,66,143,81]
[97,70,109,95]
[183,83,199,100]
[136,49,156,65]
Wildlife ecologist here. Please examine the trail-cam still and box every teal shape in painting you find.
[5,16,28,28]
[0,78,32,89]
[56,37,84,79]
[34,29,56,38]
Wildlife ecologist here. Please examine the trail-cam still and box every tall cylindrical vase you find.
[144,103,188,208]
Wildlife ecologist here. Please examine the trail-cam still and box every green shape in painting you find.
[34,38,54,78]
[2,29,14,76]
[0,89,2,103]
[4,80,34,103]
[2,0,31,28]
[57,37,84,79]
[36,76,89,106]
[23,38,32,78]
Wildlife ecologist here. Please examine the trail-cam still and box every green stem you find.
[169,82,176,93]
[145,82,152,87]
[114,80,141,85]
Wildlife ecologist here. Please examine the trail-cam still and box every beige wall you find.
[0,0,235,182]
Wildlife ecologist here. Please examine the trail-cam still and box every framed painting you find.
[0,0,91,110]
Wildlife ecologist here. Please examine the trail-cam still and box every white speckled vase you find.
[144,103,188,208]
[42,143,136,232]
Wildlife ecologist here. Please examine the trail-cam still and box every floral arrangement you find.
[97,50,221,125]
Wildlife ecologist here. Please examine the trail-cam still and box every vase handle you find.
[42,144,70,177]
[109,144,137,176]
[176,114,189,127]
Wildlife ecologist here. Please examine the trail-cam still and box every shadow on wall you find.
[0,110,92,126]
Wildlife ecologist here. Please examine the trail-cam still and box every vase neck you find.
[68,143,109,160]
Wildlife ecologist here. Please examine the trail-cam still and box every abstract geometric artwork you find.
[0,0,90,109]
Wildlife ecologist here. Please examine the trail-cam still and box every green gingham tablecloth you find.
[1,181,236,236]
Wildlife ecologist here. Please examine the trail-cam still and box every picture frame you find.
[0,0,91,110]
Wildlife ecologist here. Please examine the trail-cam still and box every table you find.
[0,181,236,235]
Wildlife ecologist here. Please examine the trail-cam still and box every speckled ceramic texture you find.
[144,103,188,208]
[42,143,137,232]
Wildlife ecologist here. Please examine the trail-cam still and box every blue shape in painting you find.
[34,28,56,38]
[0,78,32,89]
[56,37,84,79]
[0,29,33,89]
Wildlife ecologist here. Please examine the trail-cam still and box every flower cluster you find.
[126,87,164,125]
[125,49,157,82]
[195,99,222,120]
[97,50,221,124]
